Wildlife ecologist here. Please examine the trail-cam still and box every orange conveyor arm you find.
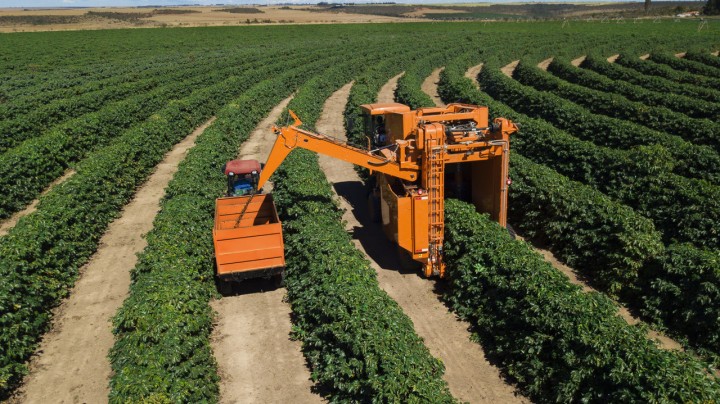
[256,111,418,190]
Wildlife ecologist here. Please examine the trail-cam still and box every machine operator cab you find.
[361,103,410,149]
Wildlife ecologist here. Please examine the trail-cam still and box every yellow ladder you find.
[427,145,445,277]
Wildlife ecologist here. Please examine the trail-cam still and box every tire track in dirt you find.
[316,81,525,403]
[12,117,217,404]
[463,64,682,352]
[209,95,322,404]
[422,67,446,107]
[0,169,75,237]
[377,72,404,103]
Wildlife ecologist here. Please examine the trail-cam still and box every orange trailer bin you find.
[213,194,285,280]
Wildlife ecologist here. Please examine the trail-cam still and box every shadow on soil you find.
[333,178,523,392]
[214,275,283,297]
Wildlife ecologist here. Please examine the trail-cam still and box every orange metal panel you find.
[216,246,285,266]
[217,258,286,275]
[212,194,285,277]
[412,196,429,255]
[396,196,412,252]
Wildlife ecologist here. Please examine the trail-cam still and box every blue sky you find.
[1,0,673,8]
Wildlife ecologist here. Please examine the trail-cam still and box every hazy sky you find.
[1,0,668,8]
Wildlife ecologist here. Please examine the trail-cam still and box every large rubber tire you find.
[367,192,381,223]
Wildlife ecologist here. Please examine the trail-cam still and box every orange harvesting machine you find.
[212,103,518,284]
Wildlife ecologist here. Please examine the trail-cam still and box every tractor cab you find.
[223,159,261,196]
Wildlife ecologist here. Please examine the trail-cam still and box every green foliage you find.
[0,68,220,220]
[0,49,292,221]
[0,54,241,152]
[616,53,720,89]
[640,243,720,357]
[513,59,720,155]
[582,52,720,104]
[685,50,720,69]
[439,55,720,363]
[548,57,720,121]
[443,199,720,402]
[508,154,664,295]
[479,61,720,250]
[650,51,720,79]
[0,72,256,400]
[479,59,720,184]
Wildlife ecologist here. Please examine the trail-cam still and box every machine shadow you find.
[215,276,282,297]
[333,180,524,389]
[332,180,422,276]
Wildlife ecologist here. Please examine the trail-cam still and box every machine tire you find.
[367,192,381,223]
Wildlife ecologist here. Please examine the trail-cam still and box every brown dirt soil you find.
[0,6,424,32]
[209,95,322,404]
[424,69,682,353]
[10,117,216,404]
[640,53,650,60]
[403,7,466,17]
[571,55,587,66]
[501,60,520,77]
[316,81,525,403]
[713,51,719,56]
[465,63,483,89]
[377,72,404,104]
[675,52,686,58]
[607,54,620,63]
[0,169,75,237]
[537,57,554,70]
[422,67,446,107]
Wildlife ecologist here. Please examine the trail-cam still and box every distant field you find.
[0,1,711,32]
[0,5,421,32]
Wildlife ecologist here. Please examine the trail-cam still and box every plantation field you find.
[0,21,719,403]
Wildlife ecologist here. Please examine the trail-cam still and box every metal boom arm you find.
[257,111,418,190]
